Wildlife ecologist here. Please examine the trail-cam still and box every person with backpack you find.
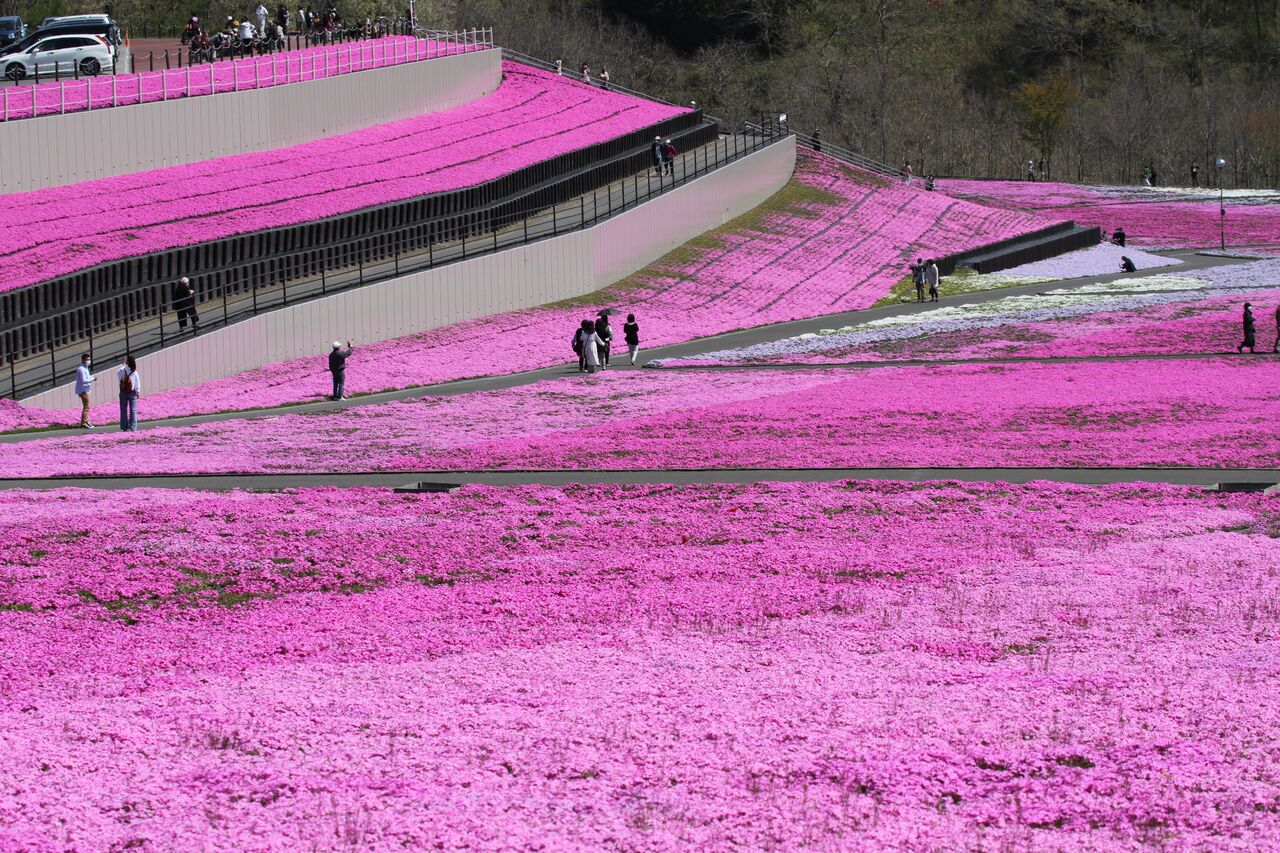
[1239,303,1257,354]
[117,354,140,432]
[328,340,353,400]
[572,322,587,372]
[623,313,640,365]
[594,313,614,369]
[909,258,925,303]
[925,260,940,302]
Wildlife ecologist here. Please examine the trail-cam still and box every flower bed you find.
[0,62,685,294]
[938,179,1280,249]
[6,355,1280,474]
[982,242,1179,283]
[0,36,473,122]
[1,480,1279,848]
[0,151,1058,431]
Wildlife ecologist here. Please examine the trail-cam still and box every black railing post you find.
[149,52,154,72]
[580,195,585,228]
[8,357,15,401]
[523,217,528,243]
[320,259,327,294]
[223,284,229,324]
[49,344,56,387]
[551,205,556,236]
[428,239,434,268]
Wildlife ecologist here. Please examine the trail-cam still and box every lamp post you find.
[1215,156,1227,250]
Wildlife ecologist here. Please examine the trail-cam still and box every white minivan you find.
[3,32,115,79]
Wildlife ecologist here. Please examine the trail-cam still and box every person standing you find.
[580,62,590,83]
[651,136,664,176]
[600,67,610,90]
[277,3,289,31]
[925,260,940,302]
[1190,161,1200,188]
[1274,304,1280,353]
[328,340,353,400]
[903,160,913,184]
[572,322,587,371]
[594,313,613,370]
[1038,157,1046,179]
[117,354,140,432]
[1239,303,1257,353]
[74,353,95,429]
[1026,160,1035,181]
[662,139,677,175]
[256,3,269,35]
[910,258,925,303]
[623,313,640,365]
[580,320,602,373]
[172,277,200,334]
[554,58,563,75]
[298,7,307,32]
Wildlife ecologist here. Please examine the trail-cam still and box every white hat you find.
[180,276,190,284]
[655,135,661,140]
[332,341,342,349]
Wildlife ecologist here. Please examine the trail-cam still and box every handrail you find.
[4,127,789,401]
[751,122,907,180]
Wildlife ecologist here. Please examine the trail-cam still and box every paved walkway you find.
[0,467,1275,492]
[1,248,1247,445]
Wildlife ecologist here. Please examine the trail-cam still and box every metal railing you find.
[0,29,494,122]
[4,126,789,400]
[750,121,907,181]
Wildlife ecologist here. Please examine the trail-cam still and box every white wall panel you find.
[26,138,795,410]
[0,48,501,194]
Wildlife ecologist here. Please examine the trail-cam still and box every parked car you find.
[39,14,110,30]
[0,16,26,47]
[0,17,121,58]
[2,33,115,80]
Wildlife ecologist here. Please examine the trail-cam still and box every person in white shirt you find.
[925,260,940,302]
[256,4,269,33]
[74,353,95,429]
[117,354,141,432]
[238,19,257,40]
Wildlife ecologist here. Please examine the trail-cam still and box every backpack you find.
[118,368,133,396]
[572,330,583,354]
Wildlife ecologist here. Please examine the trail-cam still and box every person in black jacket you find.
[594,313,613,369]
[623,313,640,365]
[328,340,353,400]
[172,277,199,333]
[1239,304,1256,354]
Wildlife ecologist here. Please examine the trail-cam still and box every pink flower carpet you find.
[1,481,1279,848]
[938,179,1280,250]
[0,62,686,294]
[0,36,476,122]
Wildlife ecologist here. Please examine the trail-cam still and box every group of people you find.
[553,59,612,90]
[651,137,678,176]
[572,312,640,373]
[184,4,351,52]
[909,258,941,303]
[73,352,141,431]
[1239,303,1280,354]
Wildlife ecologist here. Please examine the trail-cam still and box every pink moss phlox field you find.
[0,152,1058,430]
[938,178,1280,249]
[2,481,1280,848]
[0,62,685,293]
[7,356,1280,475]
[0,36,473,122]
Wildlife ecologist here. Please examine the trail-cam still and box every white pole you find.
[232,60,238,92]
[210,62,215,94]
[185,65,190,98]
[60,81,65,114]
[2,87,7,122]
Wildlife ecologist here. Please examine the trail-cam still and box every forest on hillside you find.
[6,0,1279,186]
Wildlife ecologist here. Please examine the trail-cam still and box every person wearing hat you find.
[172,276,200,334]
[328,340,353,400]
[662,138,677,175]
[651,136,664,176]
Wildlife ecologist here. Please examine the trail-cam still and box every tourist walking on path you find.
[910,258,925,303]
[903,160,913,184]
[117,355,140,432]
[256,3,269,34]
[74,353,95,429]
[925,260,940,302]
[651,137,664,176]
[1239,303,1257,353]
[1273,305,1280,353]
[580,320,603,373]
[172,277,200,334]
[1191,161,1200,188]
[600,68,610,90]
[580,62,590,83]
[624,313,640,365]
[595,312,614,369]
[328,340,353,400]
[662,139,677,175]
[572,322,587,372]
[1026,160,1035,181]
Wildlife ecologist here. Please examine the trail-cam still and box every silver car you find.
[3,32,115,80]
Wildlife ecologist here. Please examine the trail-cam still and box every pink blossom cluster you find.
[6,355,1280,475]
[0,62,686,293]
[0,152,1057,431]
[938,178,1280,249]
[0,36,472,122]
[1,481,1279,848]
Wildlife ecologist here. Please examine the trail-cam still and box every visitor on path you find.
[328,340,353,400]
[580,320,603,373]
[651,137,664,176]
[554,58,563,75]
[1191,161,1200,188]
[1274,305,1280,353]
[624,313,640,365]
[572,322,587,371]
[1038,157,1046,179]
[298,7,307,32]
[1026,160,1035,181]
[924,174,936,191]
[581,62,590,83]
[600,68,611,90]
[256,3,269,34]
[903,160,913,184]
[662,139,677,175]
[117,355,140,432]
[1142,166,1152,187]
[1112,226,1127,247]
[1120,256,1137,273]
[811,129,822,152]
[595,313,613,369]
[74,353,95,429]
[910,258,925,303]
[172,277,200,334]
[925,260,940,302]
[1239,303,1257,353]
[277,4,289,30]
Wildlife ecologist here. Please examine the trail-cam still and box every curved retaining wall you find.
[0,47,501,194]
[28,136,797,410]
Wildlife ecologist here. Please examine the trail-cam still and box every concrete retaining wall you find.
[27,136,797,410]
[0,47,501,194]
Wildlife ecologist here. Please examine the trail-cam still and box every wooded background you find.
[4,0,1278,186]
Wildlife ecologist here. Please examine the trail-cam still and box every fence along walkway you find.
[0,30,493,122]
[4,128,787,401]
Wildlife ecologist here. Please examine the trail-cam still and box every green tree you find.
[1010,72,1079,177]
